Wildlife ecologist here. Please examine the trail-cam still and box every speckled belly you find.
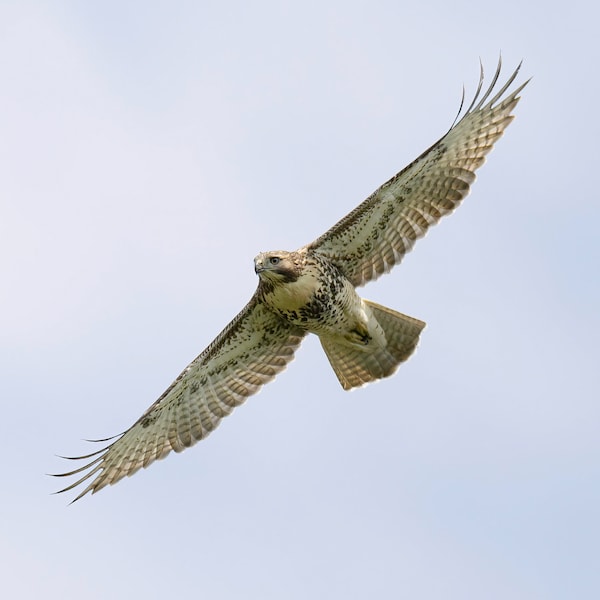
[270,276,371,343]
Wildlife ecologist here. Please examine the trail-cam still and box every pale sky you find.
[2,1,599,599]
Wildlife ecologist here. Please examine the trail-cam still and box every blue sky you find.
[1,1,599,598]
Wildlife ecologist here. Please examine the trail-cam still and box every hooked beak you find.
[254,255,265,274]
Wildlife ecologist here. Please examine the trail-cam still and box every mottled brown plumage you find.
[53,59,528,501]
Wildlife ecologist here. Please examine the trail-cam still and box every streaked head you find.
[254,250,302,283]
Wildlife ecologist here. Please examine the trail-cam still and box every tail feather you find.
[320,300,425,390]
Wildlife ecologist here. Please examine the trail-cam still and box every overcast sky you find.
[2,1,599,599]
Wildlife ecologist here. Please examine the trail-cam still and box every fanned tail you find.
[320,300,425,390]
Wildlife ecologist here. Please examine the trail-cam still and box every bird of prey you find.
[54,59,528,502]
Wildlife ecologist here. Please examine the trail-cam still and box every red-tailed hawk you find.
[54,59,528,502]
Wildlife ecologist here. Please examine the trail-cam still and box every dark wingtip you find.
[49,434,120,503]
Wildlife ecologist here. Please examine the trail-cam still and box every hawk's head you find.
[254,250,303,284]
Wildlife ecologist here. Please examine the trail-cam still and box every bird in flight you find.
[54,58,528,502]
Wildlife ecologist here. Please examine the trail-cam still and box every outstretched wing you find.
[53,295,306,502]
[307,59,529,287]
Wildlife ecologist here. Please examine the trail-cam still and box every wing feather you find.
[307,58,529,287]
[52,295,305,502]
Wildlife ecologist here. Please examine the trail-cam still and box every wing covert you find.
[307,59,529,287]
[53,295,305,502]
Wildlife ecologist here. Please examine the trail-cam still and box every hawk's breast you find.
[260,253,364,336]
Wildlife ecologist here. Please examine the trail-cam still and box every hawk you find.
[54,59,528,501]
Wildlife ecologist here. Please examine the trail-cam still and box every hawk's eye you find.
[269,257,280,265]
